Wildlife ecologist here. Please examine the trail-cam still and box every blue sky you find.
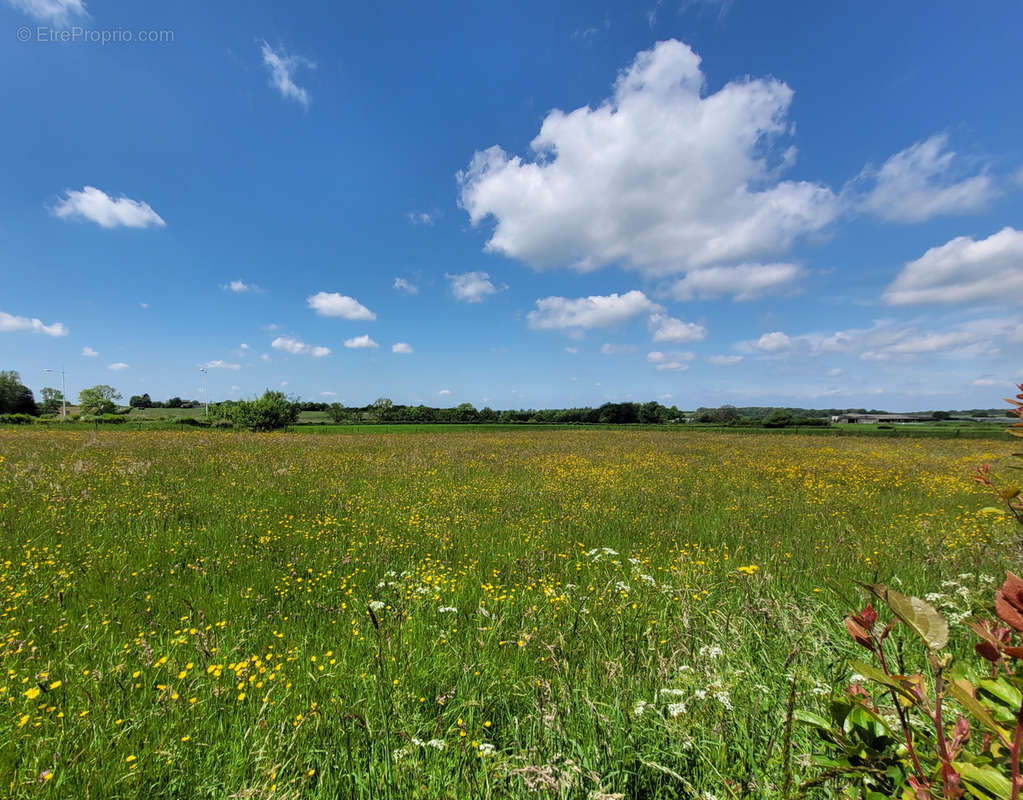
[2,0,1022,410]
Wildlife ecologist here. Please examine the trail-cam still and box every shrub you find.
[0,413,36,425]
[223,391,299,432]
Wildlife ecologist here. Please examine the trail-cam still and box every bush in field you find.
[221,390,298,431]
[0,413,36,425]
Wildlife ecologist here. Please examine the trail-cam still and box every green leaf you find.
[997,486,1020,501]
[977,678,1022,709]
[848,659,917,701]
[952,762,1013,800]
[860,583,949,650]
[793,709,833,731]
[947,679,1005,739]
[979,507,1007,516]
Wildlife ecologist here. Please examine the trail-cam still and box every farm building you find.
[830,413,936,424]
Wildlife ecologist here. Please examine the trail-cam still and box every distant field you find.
[0,428,1016,798]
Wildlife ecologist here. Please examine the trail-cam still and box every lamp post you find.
[43,367,67,419]
[199,367,208,418]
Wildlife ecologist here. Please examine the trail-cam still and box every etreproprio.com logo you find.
[17,26,175,44]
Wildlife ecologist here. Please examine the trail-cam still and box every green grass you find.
[0,429,1016,798]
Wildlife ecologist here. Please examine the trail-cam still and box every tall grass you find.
[0,429,1014,798]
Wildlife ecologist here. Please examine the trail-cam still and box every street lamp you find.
[199,367,208,418]
[43,367,67,419]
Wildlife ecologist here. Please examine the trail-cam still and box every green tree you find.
[129,393,152,409]
[0,371,38,415]
[40,387,64,415]
[79,385,121,416]
[225,391,299,432]
[762,409,794,428]
[325,402,348,423]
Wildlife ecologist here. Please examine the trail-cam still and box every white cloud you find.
[458,39,837,276]
[108,362,129,371]
[392,342,413,354]
[446,271,500,303]
[564,346,578,354]
[648,350,694,367]
[223,279,261,293]
[139,302,149,309]
[601,343,636,355]
[240,343,251,351]
[82,346,98,357]
[708,354,742,365]
[260,41,314,108]
[307,292,376,320]
[53,186,165,229]
[856,135,996,223]
[884,227,1023,306]
[320,391,338,397]
[407,211,436,226]
[649,313,707,343]
[527,290,660,332]
[393,277,418,295]
[271,336,331,357]
[827,368,842,377]
[7,0,86,25]
[755,331,792,353]
[204,360,241,370]
[669,263,801,301]
[344,334,379,349]
[260,353,272,362]
[0,311,68,337]
[438,389,452,396]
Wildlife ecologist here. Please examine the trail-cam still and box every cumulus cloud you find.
[446,271,501,303]
[407,211,437,226]
[601,343,636,355]
[438,389,451,396]
[856,135,996,223]
[655,361,689,372]
[203,360,241,370]
[82,346,98,357]
[754,331,792,353]
[648,350,694,366]
[669,263,802,301]
[392,342,413,354]
[649,313,707,343]
[0,311,68,337]
[883,227,1023,306]
[223,279,261,293]
[307,292,376,320]
[108,362,129,371]
[7,0,86,25]
[260,41,314,107]
[52,186,165,229]
[708,354,742,365]
[393,277,418,295]
[564,346,578,354]
[737,317,1020,364]
[527,290,660,332]
[344,334,379,349]
[271,336,331,357]
[458,39,837,276]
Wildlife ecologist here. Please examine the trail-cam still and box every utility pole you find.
[199,367,208,418]
[44,367,68,419]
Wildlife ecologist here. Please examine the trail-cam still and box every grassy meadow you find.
[0,428,1017,798]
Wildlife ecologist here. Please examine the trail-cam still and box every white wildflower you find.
[438,606,457,613]
[667,702,685,717]
[426,738,446,750]
[714,690,733,710]
[369,600,385,612]
[659,688,686,698]
[477,742,495,756]
[632,700,648,716]
[699,645,723,659]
